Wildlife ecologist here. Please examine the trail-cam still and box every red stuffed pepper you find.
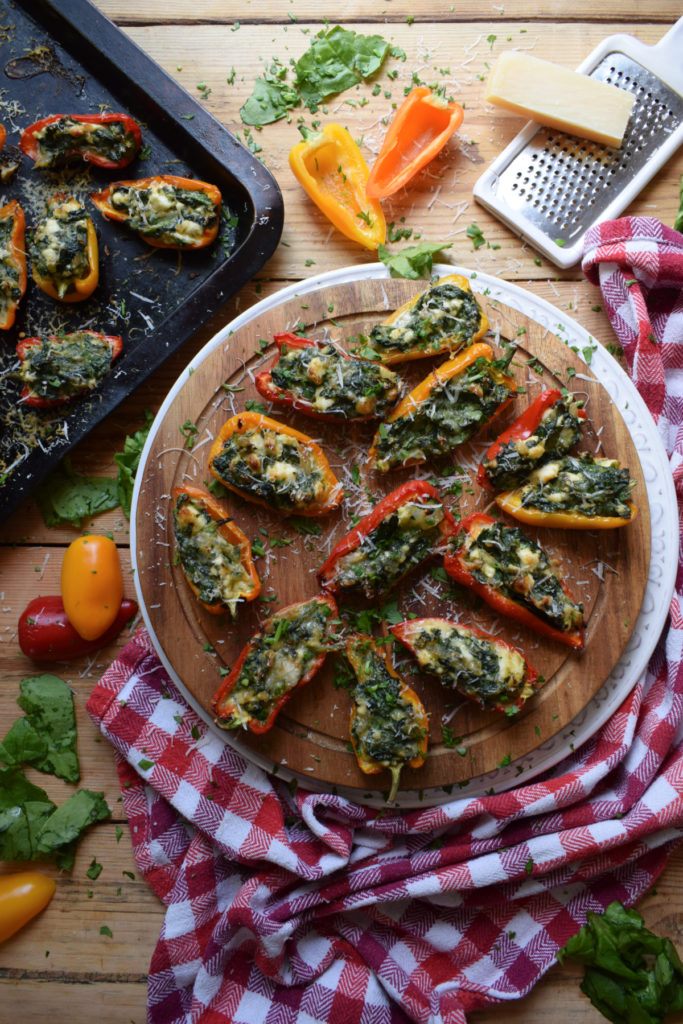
[17,331,123,408]
[31,194,99,302]
[477,388,587,492]
[211,593,337,733]
[444,512,585,649]
[318,479,456,599]
[391,617,540,715]
[20,113,142,169]
[172,486,261,616]
[91,175,221,249]
[0,200,27,330]
[255,332,402,421]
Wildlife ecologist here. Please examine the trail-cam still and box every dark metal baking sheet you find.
[0,0,283,523]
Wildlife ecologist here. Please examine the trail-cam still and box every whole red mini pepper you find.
[211,593,337,733]
[318,479,456,597]
[254,332,401,421]
[18,596,138,661]
[477,388,587,492]
[16,331,123,408]
[444,511,585,649]
[366,87,464,199]
[20,113,142,169]
[0,199,27,330]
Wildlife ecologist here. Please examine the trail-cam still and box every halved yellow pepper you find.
[289,124,386,251]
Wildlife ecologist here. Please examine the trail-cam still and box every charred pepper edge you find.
[31,195,99,303]
[317,479,457,593]
[443,511,585,649]
[90,174,222,250]
[366,87,465,199]
[367,342,516,470]
[20,113,142,169]
[172,485,261,615]
[210,592,338,734]
[16,331,123,408]
[254,331,402,422]
[0,199,27,330]
[208,411,343,517]
[390,616,541,715]
[288,123,386,251]
[346,632,428,802]
[368,274,489,365]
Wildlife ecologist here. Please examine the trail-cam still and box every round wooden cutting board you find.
[134,275,650,802]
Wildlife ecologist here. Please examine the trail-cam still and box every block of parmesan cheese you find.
[485,52,635,148]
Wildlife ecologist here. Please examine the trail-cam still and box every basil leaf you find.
[113,409,154,517]
[17,674,79,783]
[296,27,390,109]
[34,457,119,528]
[378,241,452,280]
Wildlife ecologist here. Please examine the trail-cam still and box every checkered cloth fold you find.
[88,217,683,1024]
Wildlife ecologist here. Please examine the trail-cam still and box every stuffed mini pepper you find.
[444,512,585,648]
[20,113,142,169]
[358,275,488,365]
[255,332,401,421]
[17,331,122,407]
[367,343,516,472]
[392,617,540,716]
[318,480,456,599]
[477,388,586,492]
[211,593,337,733]
[0,200,27,329]
[346,634,428,802]
[172,486,260,616]
[91,175,221,249]
[208,412,342,516]
[31,194,98,302]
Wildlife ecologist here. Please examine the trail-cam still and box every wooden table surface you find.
[1,2,682,1021]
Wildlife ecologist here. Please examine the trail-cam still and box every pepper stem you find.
[388,764,402,804]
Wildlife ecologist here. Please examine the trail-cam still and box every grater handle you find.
[652,15,683,53]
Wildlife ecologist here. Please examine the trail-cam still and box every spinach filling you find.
[109,182,217,247]
[373,356,512,470]
[33,117,138,168]
[211,426,327,512]
[31,197,91,298]
[517,454,634,518]
[483,397,585,491]
[332,499,445,598]
[220,599,332,727]
[407,622,530,711]
[173,494,255,615]
[455,520,583,634]
[271,342,400,418]
[349,640,425,769]
[20,332,113,400]
[365,282,483,359]
[0,215,21,315]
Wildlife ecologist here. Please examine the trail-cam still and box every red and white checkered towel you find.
[87,217,683,1024]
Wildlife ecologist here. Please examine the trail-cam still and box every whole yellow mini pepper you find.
[0,872,56,943]
[289,124,386,250]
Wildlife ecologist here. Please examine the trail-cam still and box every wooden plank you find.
[99,2,682,26]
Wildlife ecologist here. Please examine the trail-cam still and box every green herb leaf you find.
[0,718,48,767]
[378,241,452,279]
[86,858,103,880]
[295,26,390,110]
[114,410,154,518]
[35,790,110,863]
[240,71,299,126]
[17,674,79,783]
[34,458,119,528]
[0,766,56,861]
[674,173,683,233]
[466,222,487,249]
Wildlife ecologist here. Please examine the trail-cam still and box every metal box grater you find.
[473,18,683,268]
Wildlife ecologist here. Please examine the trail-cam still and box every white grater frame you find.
[473,17,683,268]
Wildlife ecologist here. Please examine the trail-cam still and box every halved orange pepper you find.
[346,633,428,802]
[0,199,27,329]
[289,124,386,250]
[208,411,343,517]
[362,273,488,364]
[367,342,516,471]
[91,175,221,249]
[31,194,98,303]
[172,485,261,615]
[366,87,464,199]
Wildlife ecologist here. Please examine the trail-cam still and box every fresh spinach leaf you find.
[34,458,119,528]
[0,718,48,767]
[295,26,390,109]
[114,409,154,518]
[35,789,110,865]
[378,241,452,280]
[0,767,55,861]
[17,674,79,783]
